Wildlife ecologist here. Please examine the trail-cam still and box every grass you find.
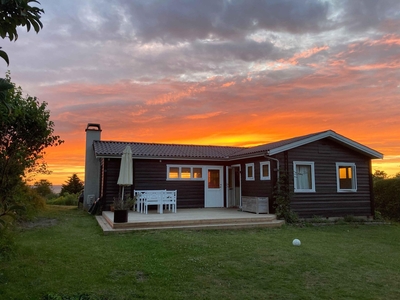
[1,206,400,299]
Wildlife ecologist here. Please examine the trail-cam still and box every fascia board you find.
[329,133,383,159]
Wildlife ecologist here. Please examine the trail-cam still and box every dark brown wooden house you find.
[84,124,383,218]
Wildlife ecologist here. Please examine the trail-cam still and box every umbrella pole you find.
[121,186,125,201]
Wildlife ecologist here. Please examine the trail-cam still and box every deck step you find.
[96,214,285,234]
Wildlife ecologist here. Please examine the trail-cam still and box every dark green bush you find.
[374,178,400,221]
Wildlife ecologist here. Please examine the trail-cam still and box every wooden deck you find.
[96,208,284,234]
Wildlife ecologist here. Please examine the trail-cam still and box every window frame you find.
[167,165,204,180]
[245,163,255,181]
[260,161,271,180]
[293,161,316,193]
[336,162,357,192]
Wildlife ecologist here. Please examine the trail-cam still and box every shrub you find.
[374,178,400,221]
[0,227,15,260]
[273,172,298,223]
[47,193,78,206]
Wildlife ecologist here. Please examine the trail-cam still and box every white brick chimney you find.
[84,123,102,209]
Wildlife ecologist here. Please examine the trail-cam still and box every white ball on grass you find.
[292,239,301,246]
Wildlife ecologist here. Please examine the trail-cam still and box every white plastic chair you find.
[163,190,177,213]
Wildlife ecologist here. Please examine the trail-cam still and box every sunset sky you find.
[2,0,399,185]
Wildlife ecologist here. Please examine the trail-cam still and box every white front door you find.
[205,167,224,207]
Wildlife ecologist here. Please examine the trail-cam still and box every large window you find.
[245,163,255,181]
[336,163,357,192]
[260,161,271,180]
[293,161,315,192]
[167,165,203,180]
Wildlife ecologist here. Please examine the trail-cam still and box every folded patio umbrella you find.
[117,145,133,200]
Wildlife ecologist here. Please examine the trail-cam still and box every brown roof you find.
[93,140,244,159]
[93,130,383,160]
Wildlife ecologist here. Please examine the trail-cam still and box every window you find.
[181,167,191,179]
[208,169,220,188]
[260,161,271,180]
[167,165,204,180]
[293,161,315,192]
[245,163,255,180]
[169,167,179,179]
[193,168,202,178]
[336,163,357,192]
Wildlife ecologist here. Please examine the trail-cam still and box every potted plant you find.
[113,196,135,223]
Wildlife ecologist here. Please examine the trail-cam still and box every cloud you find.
[3,0,400,184]
[120,0,332,43]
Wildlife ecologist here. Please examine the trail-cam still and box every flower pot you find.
[114,209,128,223]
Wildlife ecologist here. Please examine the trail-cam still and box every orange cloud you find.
[221,81,235,88]
[278,45,329,66]
[146,85,206,105]
[185,111,225,120]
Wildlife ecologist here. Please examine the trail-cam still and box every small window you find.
[293,161,315,192]
[245,163,255,181]
[193,167,202,178]
[260,162,271,180]
[168,167,179,179]
[336,163,357,192]
[181,167,191,179]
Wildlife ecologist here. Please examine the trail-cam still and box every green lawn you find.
[1,206,399,300]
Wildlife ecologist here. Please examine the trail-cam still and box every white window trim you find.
[293,161,316,193]
[245,163,255,181]
[336,162,357,192]
[260,161,271,180]
[167,165,204,180]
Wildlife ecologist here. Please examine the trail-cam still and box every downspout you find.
[264,151,280,184]
[264,151,280,214]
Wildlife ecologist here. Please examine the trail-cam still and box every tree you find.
[1,0,44,125]
[372,170,387,183]
[0,0,44,65]
[0,72,63,211]
[60,174,84,196]
[33,179,53,198]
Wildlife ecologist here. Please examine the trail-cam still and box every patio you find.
[96,208,284,234]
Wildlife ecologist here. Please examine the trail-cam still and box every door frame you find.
[225,164,241,208]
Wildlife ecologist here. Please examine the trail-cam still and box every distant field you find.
[1,206,399,300]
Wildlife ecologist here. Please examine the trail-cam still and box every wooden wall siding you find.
[101,158,226,209]
[102,158,121,209]
[238,157,278,213]
[286,139,373,218]
[134,159,217,209]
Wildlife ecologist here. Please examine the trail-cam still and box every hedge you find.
[374,178,400,221]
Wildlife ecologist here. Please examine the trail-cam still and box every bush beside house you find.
[374,178,400,221]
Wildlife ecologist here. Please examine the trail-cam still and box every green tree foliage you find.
[374,178,400,221]
[1,1,44,116]
[0,73,62,226]
[33,179,53,198]
[0,0,44,65]
[60,174,84,196]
